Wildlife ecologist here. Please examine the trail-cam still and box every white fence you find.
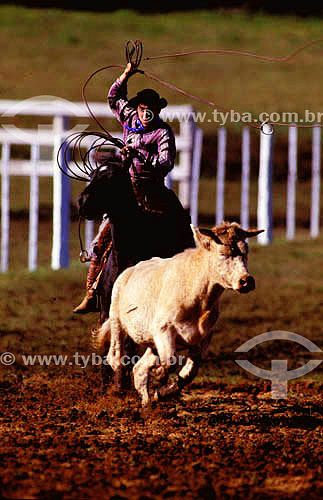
[0,98,203,272]
[215,124,321,245]
[0,97,321,272]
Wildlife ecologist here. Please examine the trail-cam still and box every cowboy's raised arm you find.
[107,63,134,124]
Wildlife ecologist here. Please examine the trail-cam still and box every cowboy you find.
[73,62,179,314]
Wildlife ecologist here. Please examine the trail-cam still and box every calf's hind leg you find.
[106,318,126,391]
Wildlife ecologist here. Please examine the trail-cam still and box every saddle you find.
[131,178,185,217]
[92,153,191,286]
[94,152,184,217]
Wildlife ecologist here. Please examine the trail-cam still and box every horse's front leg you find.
[122,337,136,390]
[91,320,114,394]
[99,255,118,324]
[99,255,120,392]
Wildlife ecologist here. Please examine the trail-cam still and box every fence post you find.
[257,124,274,245]
[165,171,172,190]
[310,126,321,238]
[190,127,203,226]
[286,125,297,240]
[216,127,226,225]
[52,115,70,269]
[28,143,40,271]
[241,126,250,229]
[178,115,194,208]
[85,220,94,256]
[1,142,10,272]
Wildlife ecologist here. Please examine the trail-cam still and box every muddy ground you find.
[0,364,322,500]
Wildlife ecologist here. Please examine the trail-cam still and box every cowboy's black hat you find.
[128,89,168,110]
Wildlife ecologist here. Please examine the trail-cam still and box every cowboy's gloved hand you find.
[119,63,135,83]
[119,63,143,84]
[120,146,136,159]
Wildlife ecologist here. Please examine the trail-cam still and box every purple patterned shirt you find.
[108,79,176,181]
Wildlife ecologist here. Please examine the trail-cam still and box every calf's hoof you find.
[154,382,181,402]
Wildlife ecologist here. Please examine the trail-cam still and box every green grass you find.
[0,6,323,132]
[198,178,321,228]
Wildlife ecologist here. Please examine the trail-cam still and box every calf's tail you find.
[92,319,111,351]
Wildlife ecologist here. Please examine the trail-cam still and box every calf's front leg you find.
[178,354,200,388]
[154,353,200,401]
[133,347,158,407]
[151,327,179,400]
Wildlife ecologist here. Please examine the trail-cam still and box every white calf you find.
[93,222,263,406]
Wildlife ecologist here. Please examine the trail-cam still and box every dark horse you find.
[78,160,195,325]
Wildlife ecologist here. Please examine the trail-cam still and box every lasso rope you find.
[58,38,323,181]
[83,38,323,133]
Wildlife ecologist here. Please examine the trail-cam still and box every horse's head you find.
[78,162,132,220]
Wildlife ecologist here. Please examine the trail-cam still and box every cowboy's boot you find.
[73,257,101,314]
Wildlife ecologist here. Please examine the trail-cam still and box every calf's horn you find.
[240,228,265,239]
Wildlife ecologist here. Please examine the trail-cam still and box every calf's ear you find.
[191,226,222,250]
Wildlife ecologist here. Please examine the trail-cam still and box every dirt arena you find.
[1,228,323,499]
[1,361,322,500]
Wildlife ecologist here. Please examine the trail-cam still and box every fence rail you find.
[0,97,322,272]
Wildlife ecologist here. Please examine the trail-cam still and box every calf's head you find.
[192,222,264,293]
